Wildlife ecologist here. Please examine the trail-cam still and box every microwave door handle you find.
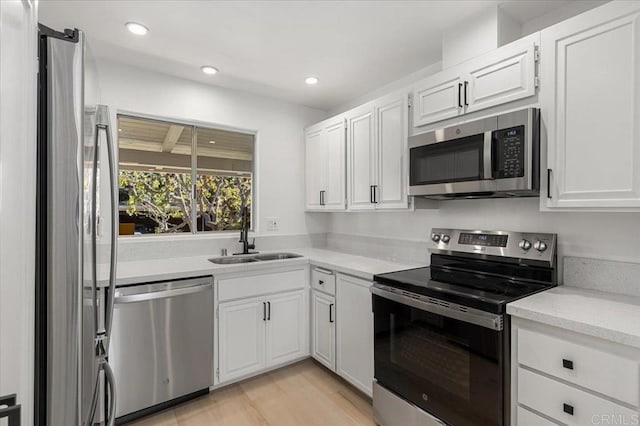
[483,131,493,180]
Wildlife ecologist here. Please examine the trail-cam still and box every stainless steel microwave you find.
[409,108,540,199]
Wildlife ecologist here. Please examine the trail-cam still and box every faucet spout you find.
[237,206,256,255]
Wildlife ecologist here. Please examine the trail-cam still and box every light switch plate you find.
[266,217,279,231]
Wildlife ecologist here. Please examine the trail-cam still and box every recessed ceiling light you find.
[125,22,149,36]
[305,76,319,85]
[209,140,216,144]
[201,66,219,75]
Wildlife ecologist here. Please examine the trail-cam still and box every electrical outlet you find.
[266,217,279,231]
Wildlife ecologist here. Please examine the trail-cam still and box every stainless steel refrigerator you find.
[35,25,118,426]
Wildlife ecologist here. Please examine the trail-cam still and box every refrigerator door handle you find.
[91,122,100,337]
[97,105,118,341]
[84,367,100,426]
[84,361,117,426]
[103,362,117,426]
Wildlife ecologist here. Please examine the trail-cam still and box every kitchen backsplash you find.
[108,233,327,263]
[563,256,640,297]
[324,232,429,265]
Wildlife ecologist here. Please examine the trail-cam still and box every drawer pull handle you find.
[563,403,574,416]
[319,280,324,285]
[562,359,574,370]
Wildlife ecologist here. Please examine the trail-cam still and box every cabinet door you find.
[464,34,537,114]
[323,119,347,210]
[218,297,266,383]
[336,275,374,397]
[347,107,375,210]
[305,127,325,210]
[374,94,409,209]
[311,291,335,371]
[542,3,640,208]
[266,290,307,367]
[413,69,462,127]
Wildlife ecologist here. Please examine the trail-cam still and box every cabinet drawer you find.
[518,368,637,426]
[218,268,306,301]
[518,327,639,406]
[517,406,557,426]
[311,267,335,295]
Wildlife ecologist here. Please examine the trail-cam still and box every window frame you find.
[116,110,257,238]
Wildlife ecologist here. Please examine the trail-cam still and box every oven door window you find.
[410,134,485,186]
[373,294,503,426]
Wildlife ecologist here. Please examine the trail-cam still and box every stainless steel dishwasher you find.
[109,276,213,422]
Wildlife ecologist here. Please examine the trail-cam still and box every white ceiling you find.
[40,0,581,110]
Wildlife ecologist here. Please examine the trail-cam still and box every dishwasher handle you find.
[114,283,212,304]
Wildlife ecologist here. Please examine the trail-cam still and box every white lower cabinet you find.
[311,290,335,370]
[215,267,309,385]
[516,406,556,426]
[309,270,374,397]
[336,274,374,397]
[512,318,640,425]
[266,291,307,366]
[218,297,266,383]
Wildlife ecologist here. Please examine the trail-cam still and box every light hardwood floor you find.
[128,359,375,426]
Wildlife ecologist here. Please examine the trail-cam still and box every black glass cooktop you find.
[374,256,556,314]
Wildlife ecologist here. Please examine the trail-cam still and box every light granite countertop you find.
[98,248,423,287]
[507,286,640,349]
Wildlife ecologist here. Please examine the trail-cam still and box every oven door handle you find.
[483,131,494,180]
[371,285,503,331]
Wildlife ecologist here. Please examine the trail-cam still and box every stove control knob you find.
[441,234,450,243]
[534,241,548,252]
[519,239,532,251]
[431,233,440,243]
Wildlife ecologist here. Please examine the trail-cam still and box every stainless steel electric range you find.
[371,228,557,426]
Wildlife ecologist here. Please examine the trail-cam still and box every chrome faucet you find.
[236,206,256,255]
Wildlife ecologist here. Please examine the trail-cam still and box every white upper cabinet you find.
[304,127,324,210]
[347,106,375,210]
[346,92,409,210]
[375,94,409,209]
[304,116,346,211]
[413,70,462,127]
[542,1,640,209]
[464,35,537,113]
[413,33,539,127]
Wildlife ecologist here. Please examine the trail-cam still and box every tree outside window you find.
[117,115,254,236]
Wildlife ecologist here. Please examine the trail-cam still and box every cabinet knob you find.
[563,403,574,416]
[319,280,324,285]
[562,358,574,370]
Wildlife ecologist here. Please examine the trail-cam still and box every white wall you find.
[97,60,328,245]
[0,0,38,423]
[442,6,521,68]
[521,0,608,36]
[327,62,442,117]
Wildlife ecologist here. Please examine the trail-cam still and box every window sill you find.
[117,230,253,244]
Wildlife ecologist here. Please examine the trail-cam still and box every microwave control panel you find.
[493,125,525,179]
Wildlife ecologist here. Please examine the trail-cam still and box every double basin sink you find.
[208,252,302,265]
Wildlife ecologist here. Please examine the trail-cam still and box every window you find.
[118,115,254,236]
